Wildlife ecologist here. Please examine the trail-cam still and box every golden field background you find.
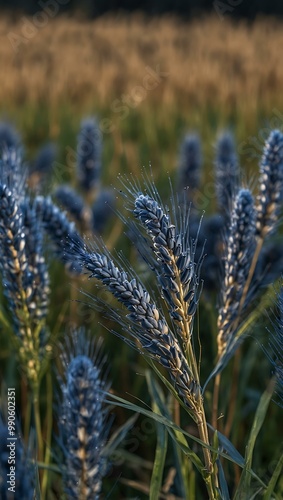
[1,14,283,195]
[1,14,283,110]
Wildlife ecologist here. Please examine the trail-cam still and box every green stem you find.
[196,411,218,499]
[171,256,218,496]
[212,373,221,432]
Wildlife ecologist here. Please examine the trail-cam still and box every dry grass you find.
[0,13,283,112]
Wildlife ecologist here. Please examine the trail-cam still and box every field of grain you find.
[1,14,283,186]
[1,14,283,109]
[0,13,283,500]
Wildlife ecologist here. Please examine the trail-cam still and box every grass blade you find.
[150,417,168,500]
[146,371,188,497]
[234,378,276,499]
[103,414,138,457]
[263,452,283,500]
[145,371,168,499]
[217,458,230,500]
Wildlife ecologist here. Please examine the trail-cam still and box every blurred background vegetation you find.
[1,0,283,19]
[0,2,283,498]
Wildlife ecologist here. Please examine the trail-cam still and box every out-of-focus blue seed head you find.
[58,333,110,500]
[34,195,85,273]
[32,142,57,175]
[214,130,239,215]
[178,133,202,195]
[0,122,21,151]
[197,214,224,290]
[217,188,256,354]
[77,117,102,193]
[92,189,115,234]
[0,147,26,200]
[21,198,50,328]
[54,185,87,224]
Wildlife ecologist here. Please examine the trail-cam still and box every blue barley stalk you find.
[0,418,35,499]
[256,130,283,238]
[54,185,90,225]
[77,118,101,194]
[92,189,115,234]
[0,186,50,383]
[76,245,200,408]
[214,131,239,215]
[177,133,202,195]
[21,198,50,326]
[217,189,256,356]
[34,196,85,273]
[75,200,214,484]
[133,193,201,341]
[58,334,109,499]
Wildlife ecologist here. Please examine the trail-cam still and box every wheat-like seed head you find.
[214,131,239,216]
[177,133,202,196]
[0,185,49,383]
[256,130,283,238]
[0,417,35,499]
[217,188,256,355]
[133,193,201,343]
[77,248,201,409]
[77,117,102,194]
[59,353,108,499]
